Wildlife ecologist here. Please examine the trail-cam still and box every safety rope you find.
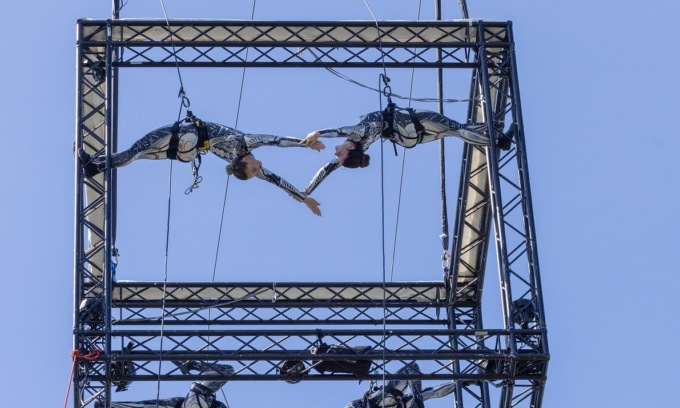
[64,349,102,408]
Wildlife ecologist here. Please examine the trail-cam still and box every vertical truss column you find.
[448,21,549,408]
[74,20,116,408]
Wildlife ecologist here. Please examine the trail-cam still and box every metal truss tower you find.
[73,18,549,408]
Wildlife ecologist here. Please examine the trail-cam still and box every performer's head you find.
[227,154,262,180]
[337,140,370,169]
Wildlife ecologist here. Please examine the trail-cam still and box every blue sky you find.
[1,0,679,407]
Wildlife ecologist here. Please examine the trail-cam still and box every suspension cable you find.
[436,0,451,274]
[153,96,189,407]
[301,46,474,104]
[320,65,474,104]
[389,0,422,283]
[363,0,389,84]
[378,75,388,407]
[210,3,257,406]
[459,0,470,19]
[159,0,191,110]
[155,156,173,405]
[211,0,256,282]
[153,1,192,404]
[362,0,390,399]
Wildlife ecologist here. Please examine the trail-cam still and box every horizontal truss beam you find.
[79,329,547,382]
[78,19,510,68]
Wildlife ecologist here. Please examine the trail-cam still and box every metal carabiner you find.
[178,86,191,109]
[185,156,203,195]
[380,73,392,99]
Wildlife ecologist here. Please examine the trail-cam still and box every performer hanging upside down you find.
[299,107,496,194]
[345,363,456,408]
[78,114,325,216]
[100,361,234,408]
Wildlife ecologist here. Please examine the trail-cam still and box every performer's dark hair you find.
[341,141,370,169]
[226,156,250,180]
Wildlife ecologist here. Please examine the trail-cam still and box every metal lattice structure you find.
[74,18,548,408]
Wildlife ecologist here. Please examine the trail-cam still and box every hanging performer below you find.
[299,106,503,194]
[344,363,456,408]
[99,360,234,408]
[78,113,325,215]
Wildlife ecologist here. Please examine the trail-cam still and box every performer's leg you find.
[80,126,175,177]
[421,382,456,401]
[414,110,489,146]
[109,126,175,168]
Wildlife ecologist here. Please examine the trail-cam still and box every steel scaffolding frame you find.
[74,19,548,408]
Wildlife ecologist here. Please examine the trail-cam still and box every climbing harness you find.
[165,110,209,194]
[380,74,399,158]
[167,111,209,159]
[379,73,428,153]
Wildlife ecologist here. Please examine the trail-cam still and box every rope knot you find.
[72,349,103,361]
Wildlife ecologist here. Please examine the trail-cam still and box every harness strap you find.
[167,113,210,161]
[194,118,210,152]
[382,102,398,156]
[167,120,182,160]
[405,108,425,145]
[382,102,396,137]
[386,386,405,400]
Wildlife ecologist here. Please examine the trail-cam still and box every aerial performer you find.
[298,106,498,194]
[78,114,325,216]
[99,361,234,408]
[344,363,456,408]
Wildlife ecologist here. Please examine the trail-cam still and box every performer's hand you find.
[307,140,325,151]
[299,131,321,148]
[303,196,322,216]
